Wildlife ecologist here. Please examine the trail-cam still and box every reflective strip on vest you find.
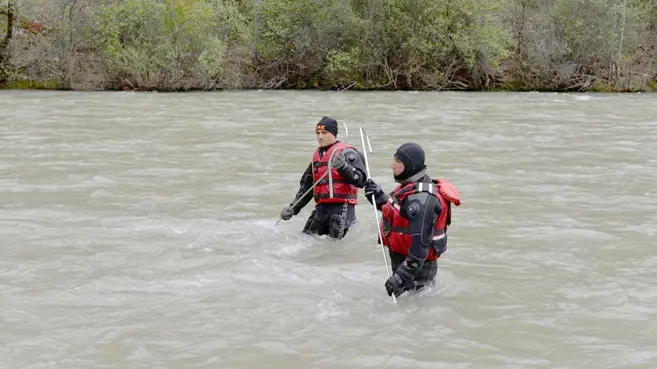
[387,197,401,211]
[417,182,436,194]
[432,232,445,240]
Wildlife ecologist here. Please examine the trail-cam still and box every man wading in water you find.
[279,117,368,239]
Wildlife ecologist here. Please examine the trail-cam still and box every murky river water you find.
[1,90,656,369]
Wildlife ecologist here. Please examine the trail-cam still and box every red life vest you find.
[312,142,359,205]
[379,178,461,260]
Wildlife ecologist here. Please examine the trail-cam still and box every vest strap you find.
[314,193,357,200]
[317,178,347,185]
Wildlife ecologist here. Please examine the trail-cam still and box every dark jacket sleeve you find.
[373,190,389,211]
[399,192,442,273]
[335,147,368,188]
[291,162,314,214]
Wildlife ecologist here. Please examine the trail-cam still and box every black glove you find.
[384,262,417,297]
[364,179,384,205]
[330,152,349,171]
[280,205,294,221]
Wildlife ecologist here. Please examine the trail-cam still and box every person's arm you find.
[400,192,442,272]
[291,162,314,214]
[280,163,314,221]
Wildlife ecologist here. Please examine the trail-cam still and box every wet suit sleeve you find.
[291,162,314,214]
[336,147,368,188]
[399,192,442,274]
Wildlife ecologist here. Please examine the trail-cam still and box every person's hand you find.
[364,179,384,204]
[384,265,416,297]
[280,206,294,221]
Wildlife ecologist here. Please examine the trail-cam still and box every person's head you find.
[392,143,426,181]
[316,116,338,148]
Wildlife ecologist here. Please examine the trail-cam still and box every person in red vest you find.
[279,116,368,239]
[363,143,461,297]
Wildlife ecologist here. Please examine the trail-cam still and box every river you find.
[1,90,656,368]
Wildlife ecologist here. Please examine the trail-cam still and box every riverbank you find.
[2,77,655,93]
[2,0,656,93]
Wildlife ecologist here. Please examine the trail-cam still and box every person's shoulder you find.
[341,146,363,162]
[404,191,432,204]
[341,143,362,152]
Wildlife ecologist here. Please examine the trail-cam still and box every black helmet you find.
[394,143,426,181]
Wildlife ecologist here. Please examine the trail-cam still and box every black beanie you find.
[394,143,426,181]
[316,116,338,137]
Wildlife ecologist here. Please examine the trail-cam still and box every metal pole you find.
[359,126,396,303]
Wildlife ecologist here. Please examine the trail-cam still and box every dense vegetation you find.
[1,0,656,92]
